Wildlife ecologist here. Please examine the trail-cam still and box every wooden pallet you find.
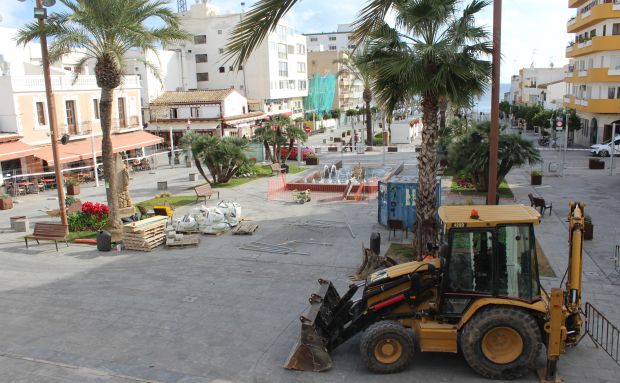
[165,234,201,248]
[122,216,167,251]
[202,230,227,236]
[232,223,259,235]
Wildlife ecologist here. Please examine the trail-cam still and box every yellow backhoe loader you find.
[285,202,601,381]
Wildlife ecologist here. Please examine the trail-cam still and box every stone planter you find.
[13,217,29,232]
[387,146,398,152]
[157,181,168,191]
[530,174,542,185]
[189,173,197,181]
[584,222,593,240]
[0,196,13,210]
[305,157,319,166]
[10,216,25,229]
[67,184,80,196]
[589,158,605,169]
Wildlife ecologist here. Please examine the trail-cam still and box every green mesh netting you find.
[304,73,336,114]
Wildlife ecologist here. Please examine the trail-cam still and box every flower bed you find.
[68,202,109,232]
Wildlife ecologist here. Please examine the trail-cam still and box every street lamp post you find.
[31,0,67,225]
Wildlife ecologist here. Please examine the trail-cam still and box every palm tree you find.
[253,115,305,163]
[226,0,491,253]
[182,134,249,185]
[363,0,492,253]
[335,49,374,146]
[17,0,189,231]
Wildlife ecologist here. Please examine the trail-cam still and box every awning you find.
[0,141,36,162]
[35,131,164,165]
[111,131,164,152]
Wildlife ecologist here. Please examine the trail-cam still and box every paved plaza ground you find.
[0,126,618,382]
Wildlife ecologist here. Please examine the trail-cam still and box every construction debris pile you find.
[172,201,241,234]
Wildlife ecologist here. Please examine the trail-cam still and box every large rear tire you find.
[360,320,414,374]
[460,307,541,380]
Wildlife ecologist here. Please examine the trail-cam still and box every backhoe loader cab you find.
[285,204,554,380]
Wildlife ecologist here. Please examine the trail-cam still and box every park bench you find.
[528,193,552,216]
[24,222,69,251]
[271,163,286,175]
[194,183,219,204]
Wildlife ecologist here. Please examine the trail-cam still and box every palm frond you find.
[224,0,299,67]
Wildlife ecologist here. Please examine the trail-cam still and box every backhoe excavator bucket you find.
[284,278,358,372]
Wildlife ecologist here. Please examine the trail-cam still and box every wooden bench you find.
[528,193,552,216]
[271,163,286,176]
[194,183,219,204]
[24,223,69,251]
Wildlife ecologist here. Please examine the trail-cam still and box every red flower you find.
[81,201,109,218]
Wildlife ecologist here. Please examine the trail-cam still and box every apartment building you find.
[0,28,161,180]
[515,68,566,106]
[307,50,363,112]
[565,0,620,145]
[166,1,308,119]
[305,24,356,53]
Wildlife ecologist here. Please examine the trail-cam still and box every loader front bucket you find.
[284,278,357,372]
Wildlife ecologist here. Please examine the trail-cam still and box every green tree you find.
[17,0,189,230]
[448,122,541,192]
[362,0,492,251]
[532,109,553,131]
[499,101,511,116]
[253,115,306,163]
[335,49,375,145]
[566,109,582,131]
[182,134,249,185]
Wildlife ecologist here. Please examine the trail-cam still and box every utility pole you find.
[487,0,502,206]
[35,0,67,225]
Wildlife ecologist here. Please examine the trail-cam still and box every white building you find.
[165,1,308,119]
[305,24,356,53]
[148,88,265,142]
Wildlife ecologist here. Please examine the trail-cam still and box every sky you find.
[0,0,574,83]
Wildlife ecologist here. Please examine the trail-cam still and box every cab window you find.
[496,225,540,300]
[446,230,494,294]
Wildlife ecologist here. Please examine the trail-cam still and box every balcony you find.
[567,3,620,33]
[569,0,590,8]
[1,75,141,93]
[566,35,620,58]
[563,95,620,113]
[565,67,620,83]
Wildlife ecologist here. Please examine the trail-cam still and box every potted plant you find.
[305,155,319,165]
[530,170,542,185]
[0,193,13,210]
[589,158,605,169]
[66,178,80,195]
[584,215,593,240]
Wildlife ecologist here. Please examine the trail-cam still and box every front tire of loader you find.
[460,306,542,380]
[360,320,414,374]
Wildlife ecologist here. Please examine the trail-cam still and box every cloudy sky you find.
[2,0,573,82]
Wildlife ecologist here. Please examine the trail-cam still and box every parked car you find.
[280,146,315,160]
[590,136,620,157]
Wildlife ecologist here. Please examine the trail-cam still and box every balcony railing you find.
[2,75,141,93]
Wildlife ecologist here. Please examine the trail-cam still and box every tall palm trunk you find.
[415,94,440,256]
[99,87,120,230]
[96,54,122,231]
[363,88,373,146]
